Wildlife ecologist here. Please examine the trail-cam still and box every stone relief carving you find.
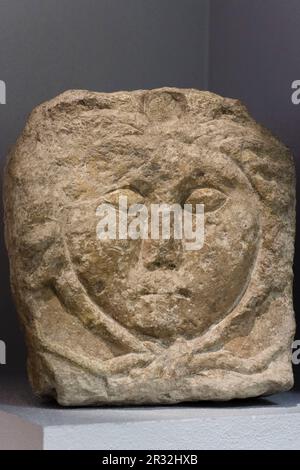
[4,88,295,405]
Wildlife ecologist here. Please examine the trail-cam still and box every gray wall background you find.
[1,0,300,387]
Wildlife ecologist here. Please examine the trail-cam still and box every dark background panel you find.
[209,0,300,384]
[0,0,210,375]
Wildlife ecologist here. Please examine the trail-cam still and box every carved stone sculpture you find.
[4,88,296,405]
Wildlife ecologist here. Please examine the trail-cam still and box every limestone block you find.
[4,88,296,405]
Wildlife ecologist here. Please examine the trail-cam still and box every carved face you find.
[65,139,260,342]
[6,86,295,408]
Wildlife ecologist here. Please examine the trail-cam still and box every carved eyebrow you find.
[103,186,145,198]
[186,185,228,196]
[175,174,207,204]
[178,185,202,206]
[121,184,145,197]
[103,179,150,197]
[103,186,134,194]
[128,179,153,196]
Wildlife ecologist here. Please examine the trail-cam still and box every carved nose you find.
[141,238,183,271]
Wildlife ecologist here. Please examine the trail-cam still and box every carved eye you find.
[184,188,227,213]
[103,188,144,209]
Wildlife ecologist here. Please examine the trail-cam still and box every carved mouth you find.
[139,287,192,299]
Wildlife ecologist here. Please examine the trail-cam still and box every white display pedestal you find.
[1,376,300,450]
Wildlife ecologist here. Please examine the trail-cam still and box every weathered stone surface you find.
[4,88,296,406]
